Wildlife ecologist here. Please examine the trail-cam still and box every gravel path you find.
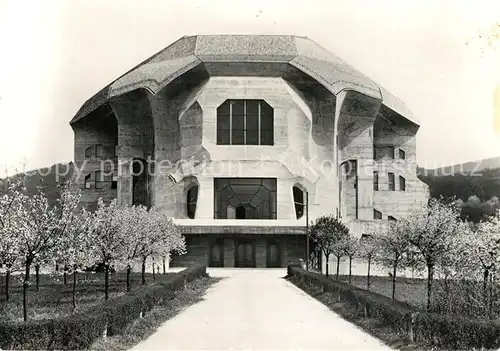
[132,268,389,350]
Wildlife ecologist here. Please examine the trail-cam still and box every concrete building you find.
[70,35,429,270]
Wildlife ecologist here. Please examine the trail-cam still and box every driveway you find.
[132,268,389,350]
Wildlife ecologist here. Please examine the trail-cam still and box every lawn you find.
[335,275,429,309]
[0,271,174,322]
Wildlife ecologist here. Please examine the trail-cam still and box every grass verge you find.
[286,275,442,351]
[89,275,222,350]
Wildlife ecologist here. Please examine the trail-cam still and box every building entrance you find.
[235,240,255,267]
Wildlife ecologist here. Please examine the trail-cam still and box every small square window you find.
[399,149,406,160]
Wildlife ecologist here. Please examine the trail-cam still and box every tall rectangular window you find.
[95,171,104,189]
[373,171,379,191]
[216,100,274,146]
[399,149,406,160]
[399,176,406,191]
[95,144,103,158]
[388,146,395,159]
[388,172,395,191]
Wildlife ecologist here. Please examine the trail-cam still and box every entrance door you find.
[235,240,255,267]
[209,239,224,267]
[266,239,281,267]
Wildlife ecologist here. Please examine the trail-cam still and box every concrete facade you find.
[70,35,428,269]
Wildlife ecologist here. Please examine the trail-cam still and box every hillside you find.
[0,163,74,205]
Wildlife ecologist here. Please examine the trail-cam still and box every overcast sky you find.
[0,0,499,173]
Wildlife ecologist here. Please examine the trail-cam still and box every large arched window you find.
[187,186,198,219]
[293,186,305,219]
[216,99,274,145]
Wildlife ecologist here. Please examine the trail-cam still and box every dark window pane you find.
[399,176,406,191]
[388,146,395,159]
[399,149,406,159]
[293,186,304,205]
[261,130,274,145]
[246,130,259,145]
[187,186,198,202]
[217,114,230,130]
[232,130,244,145]
[232,114,244,130]
[246,113,259,130]
[232,100,244,116]
[217,130,230,145]
[85,146,93,158]
[217,100,230,115]
[261,101,273,117]
[388,173,395,191]
[374,210,382,219]
[95,144,103,158]
[247,100,259,115]
[261,115,273,130]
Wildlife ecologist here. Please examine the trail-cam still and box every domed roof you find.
[71,35,418,125]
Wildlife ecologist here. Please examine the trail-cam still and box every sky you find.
[0,0,499,174]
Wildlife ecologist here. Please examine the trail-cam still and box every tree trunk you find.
[325,254,329,276]
[152,261,156,280]
[55,263,59,272]
[427,263,434,312]
[141,258,146,285]
[23,260,32,322]
[348,256,352,285]
[336,256,340,280]
[489,272,494,319]
[72,268,77,311]
[484,268,490,312]
[392,262,397,300]
[35,264,40,292]
[63,264,68,286]
[104,264,109,301]
[126,265,131,292]
[367,256,371,290]
[163,257,166,274]
[5,270,10,301]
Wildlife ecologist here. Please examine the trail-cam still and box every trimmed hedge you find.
[0,265,207,350]
[288,265,500,350]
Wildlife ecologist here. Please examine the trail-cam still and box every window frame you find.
[293,186,306,219]
[399,175,406,191]
[373,171,379,191]
[399,149,406,160]
[84,146,93,159]
[388,146,395,159]
[95,171,105,189]
[95,144,104,158]
[84,174,91,189]
[216,99,274,146]
[187,185,199,219]
[388,172,395,191]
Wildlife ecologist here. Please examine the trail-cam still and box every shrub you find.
[287,265,500,350]
[414,312,500,349]
[0,265,206,350]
